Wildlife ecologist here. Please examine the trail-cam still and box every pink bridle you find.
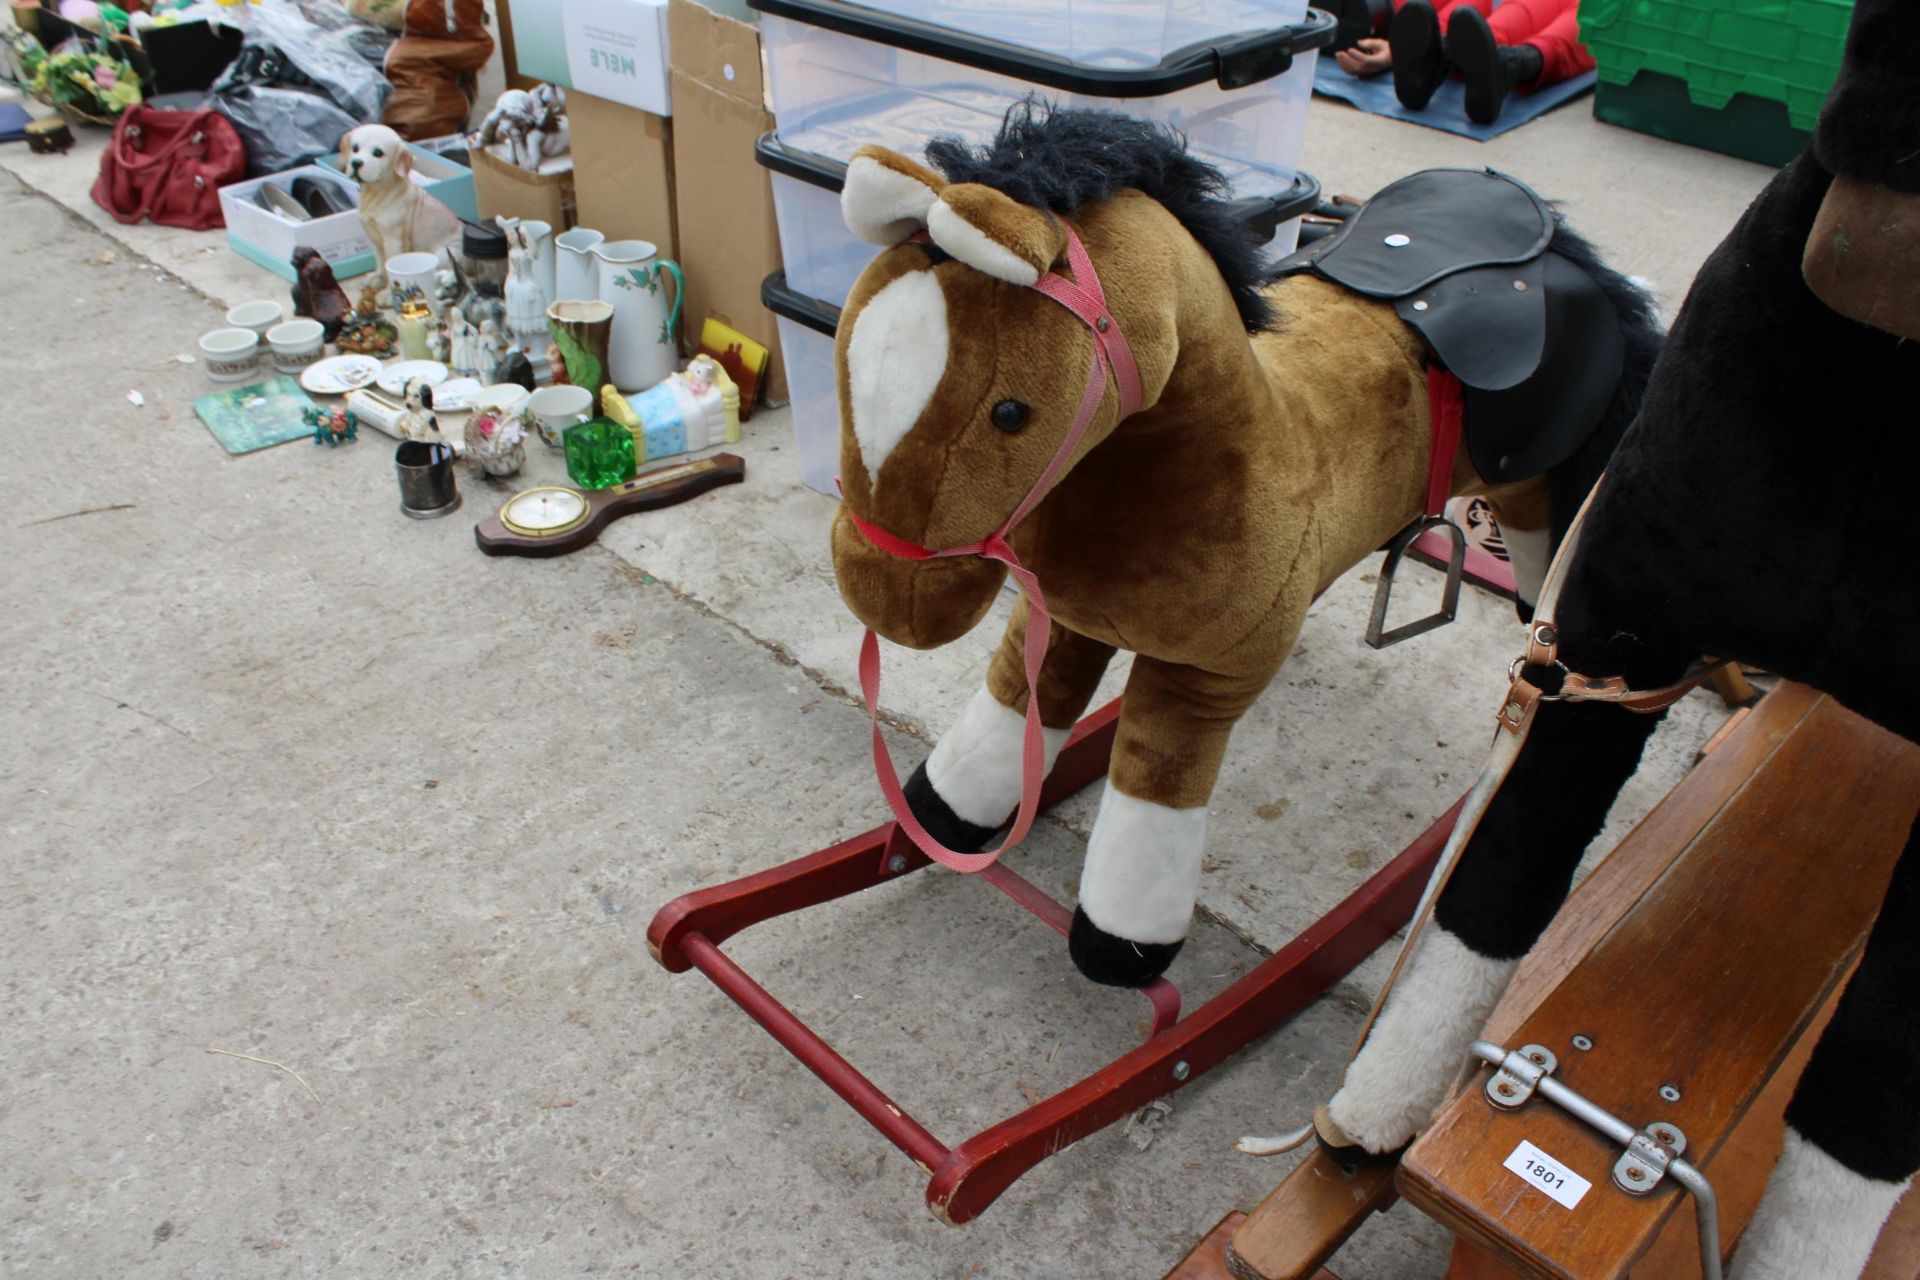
[841,224,1143,873]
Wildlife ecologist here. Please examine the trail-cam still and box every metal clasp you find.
[1485,1043,1558,1109]
[1366,515,1465,648]
[1614,1121,1688,1195]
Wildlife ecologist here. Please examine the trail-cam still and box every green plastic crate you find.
[1580,0,1853,165]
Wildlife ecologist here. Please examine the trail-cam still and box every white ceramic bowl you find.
[266,318,326,374]
[225,300,283,337]
[200,327,261,383]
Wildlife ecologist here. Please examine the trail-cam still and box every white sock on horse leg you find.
[924,685,1072,828]
[1729,1128,1910,1280]
[1077,784,1207,945]
[1328,926,1518,1153]
[1503,522,1550,609]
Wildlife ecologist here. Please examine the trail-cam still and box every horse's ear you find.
[926,183,1068,287]
[842,146,945,244]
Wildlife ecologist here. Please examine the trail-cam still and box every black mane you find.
[924,102,1277,332]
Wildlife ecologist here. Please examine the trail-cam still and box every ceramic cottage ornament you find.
[827,105,1660,990]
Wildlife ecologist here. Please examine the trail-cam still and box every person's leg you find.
[1390,0,1456,110]
[1489,0,1596,85]
[1449,0,1591,123]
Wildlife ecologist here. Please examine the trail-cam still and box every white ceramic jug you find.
[554,227,605,304]
[593,239,684,392]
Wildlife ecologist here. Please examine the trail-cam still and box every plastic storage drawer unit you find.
[751,0,1334,204]
[758,131,1323,308]
[761,272,843,497]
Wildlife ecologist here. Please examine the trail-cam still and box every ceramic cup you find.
[527,384,594,449]
[553,227,605,303]
[225,300,283,339]
[200,327,261,382]
[477,383,532,418]
[387,251,442,316]
[266,318,325,374]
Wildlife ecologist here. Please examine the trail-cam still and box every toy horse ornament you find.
[1276,2,1920,1275]
[829,106,1660,990]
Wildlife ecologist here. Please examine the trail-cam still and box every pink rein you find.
[842,225,1143,873]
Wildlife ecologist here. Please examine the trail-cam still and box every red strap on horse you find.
[1425,365,1466,518]
[842,224,1140,873]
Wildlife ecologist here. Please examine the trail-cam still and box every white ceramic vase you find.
[554,227,605,304]
[593,239,683,392]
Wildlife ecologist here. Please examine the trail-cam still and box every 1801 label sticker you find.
[1503,1139,1592,1209]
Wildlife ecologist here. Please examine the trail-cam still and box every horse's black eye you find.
[990,399,1029,433]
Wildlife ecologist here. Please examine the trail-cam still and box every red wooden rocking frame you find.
[648,698,1466,1225]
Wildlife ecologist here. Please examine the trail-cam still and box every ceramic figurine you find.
[338,123,460,284]
[394,377,442,444]
[306,404,358,447]
[492,349,536,391]
[356,282,383,318]
[476,319,506,380]
[426,319,452,364]
[474,85,568,172]
[463,410,526,477]
[503,224,548,346]
[448,309,483,377]
[289,247,352,341]
[335,310,398,356]
[434,267,463,311]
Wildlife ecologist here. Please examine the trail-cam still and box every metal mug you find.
[395,440,460,518]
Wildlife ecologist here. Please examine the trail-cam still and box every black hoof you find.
[1312,1105,1410,1176]
[1068,906,1183,987]
[901,760,1001,853]
[1389,0,1446,110]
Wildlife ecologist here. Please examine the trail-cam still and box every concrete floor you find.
[1,75,1775,1279]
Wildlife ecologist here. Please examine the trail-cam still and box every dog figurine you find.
[339,124,459,283]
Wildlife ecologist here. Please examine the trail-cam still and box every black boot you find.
[1311,0,1392,53]
[1389,0,1447,111]
[1449,6,1545,124]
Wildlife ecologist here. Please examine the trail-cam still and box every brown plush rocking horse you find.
[831,104,1660,989]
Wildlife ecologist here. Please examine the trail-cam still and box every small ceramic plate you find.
[299,354,383,395]
[431,377,485,412]
[376,359,450,396]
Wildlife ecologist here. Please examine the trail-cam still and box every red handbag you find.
[91,107,246,231]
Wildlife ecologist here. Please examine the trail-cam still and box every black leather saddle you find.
[1274,167,1625,486]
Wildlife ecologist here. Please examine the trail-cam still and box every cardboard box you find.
[563,0,672,115]
[568,90,677,262]
[218,166,376,282]
[470,146,577,228]
[668,0,785,400]
[497,0,574,88]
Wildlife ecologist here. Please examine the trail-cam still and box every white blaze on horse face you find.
[847,269,950,490]
[1078,786,1208,945]
[1326,925,1518,1153]
[926,685,1072,828]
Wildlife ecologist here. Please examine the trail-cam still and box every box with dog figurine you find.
[218,166,377,282]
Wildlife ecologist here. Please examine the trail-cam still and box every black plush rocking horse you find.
[1300,2,1920,1275]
